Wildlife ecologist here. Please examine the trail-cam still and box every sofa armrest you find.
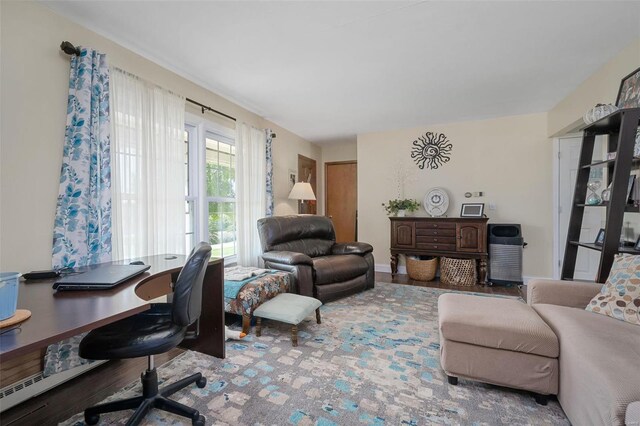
[527,279,602,309]
[331,242,373,255]
[261,251,313,266]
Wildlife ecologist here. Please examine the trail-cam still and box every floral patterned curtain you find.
[265,130,274,216]
[52,48,111,269]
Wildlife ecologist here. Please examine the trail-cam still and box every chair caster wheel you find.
[196,376,207,388]
[193,414,205,426]
[85,413,100,425]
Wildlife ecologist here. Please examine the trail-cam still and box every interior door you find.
[325,161,357,242]
[558,136,605,280]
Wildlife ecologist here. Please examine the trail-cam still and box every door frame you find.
[552,133,583,280]
[325,160,358,239]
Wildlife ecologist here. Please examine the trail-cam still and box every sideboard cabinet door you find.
[456,223,483,252]
[392,221,415,248]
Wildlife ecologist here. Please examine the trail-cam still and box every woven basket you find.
[440,257,477,286]
[406,256,438,281]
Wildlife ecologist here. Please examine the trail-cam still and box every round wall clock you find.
[423,187,450,217]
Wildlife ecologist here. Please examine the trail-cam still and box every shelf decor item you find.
[583,103,618,124]
[423,187,450,217]
[586,180,602,205]
[410,132,452,170]
[382,199,420,216]
[616,66,640,109]
[601,183,611,203]
[594,228,605,246]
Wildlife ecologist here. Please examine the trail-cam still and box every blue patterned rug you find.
[62,282,568,425]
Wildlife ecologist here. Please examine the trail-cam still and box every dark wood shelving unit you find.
[562,107,640,283]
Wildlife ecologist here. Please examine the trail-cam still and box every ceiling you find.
[43,1,640,143]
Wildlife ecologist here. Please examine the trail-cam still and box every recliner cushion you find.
[312,255,369,285]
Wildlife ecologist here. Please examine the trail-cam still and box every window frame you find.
[185,112,237,262]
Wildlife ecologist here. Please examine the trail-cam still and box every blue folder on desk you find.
[53,264,151,291]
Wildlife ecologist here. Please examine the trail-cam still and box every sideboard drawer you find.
[416,243,457,251]
[415,222,456,230]
[417,236,456,244]
[416,228,456,237]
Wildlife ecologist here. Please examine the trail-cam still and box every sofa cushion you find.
[257,216,336,257]
[585,254,640,326]
[312,255,369,285]
[534,303,640,426]
[438,293,559,358]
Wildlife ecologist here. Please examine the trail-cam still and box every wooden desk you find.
[0,255,225,363]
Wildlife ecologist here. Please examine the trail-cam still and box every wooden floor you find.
[376,271,525,298]
[1,274,522,425]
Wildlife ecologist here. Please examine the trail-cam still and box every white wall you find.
[358,113,553,278]
[267,121,322,216]
[548,38,640,136]
[0,1,320,272]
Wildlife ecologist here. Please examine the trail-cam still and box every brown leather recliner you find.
[257,215,375,303]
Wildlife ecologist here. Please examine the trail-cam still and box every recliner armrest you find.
[262,251,313,266]
[331,242,373,255]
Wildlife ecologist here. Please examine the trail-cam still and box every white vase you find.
[396,210,406,217]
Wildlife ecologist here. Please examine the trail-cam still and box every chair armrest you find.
[261,251,313,266]
[331,242,373,255]
[527,279,602,309]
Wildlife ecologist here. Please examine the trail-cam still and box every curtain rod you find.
[60,40,237,123]
[186,98,236,122]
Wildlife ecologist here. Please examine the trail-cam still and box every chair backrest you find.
[257,215,336,257]
[171,242,212,327]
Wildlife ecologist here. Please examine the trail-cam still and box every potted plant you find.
[382,199,420,216]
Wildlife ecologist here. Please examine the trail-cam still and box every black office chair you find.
[79,242,212,426]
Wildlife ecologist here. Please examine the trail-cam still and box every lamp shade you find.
[288,182,316,201]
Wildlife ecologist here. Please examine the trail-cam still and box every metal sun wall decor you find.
[410,132,453,169]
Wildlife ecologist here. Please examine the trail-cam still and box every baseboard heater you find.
[0,360,106,412]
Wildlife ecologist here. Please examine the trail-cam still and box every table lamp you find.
[288,182,316,214]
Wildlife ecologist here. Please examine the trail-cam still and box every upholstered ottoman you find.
[253,293,322,347]
[224,271,292,334]
[438,293,559,404]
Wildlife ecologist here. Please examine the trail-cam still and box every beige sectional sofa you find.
[528,279,640,426]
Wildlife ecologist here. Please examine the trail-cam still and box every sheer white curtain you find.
[110,68,186,260]
[236,123,267,267]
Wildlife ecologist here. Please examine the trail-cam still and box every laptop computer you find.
[53,264,151,291]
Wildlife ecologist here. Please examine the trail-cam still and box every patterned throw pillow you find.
[585,254,640,325]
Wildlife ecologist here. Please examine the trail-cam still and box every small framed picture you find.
[460,203,484,218]
[288,169,297,190]
[634,235,640,251]
[594,228,606,246]
[616,66,640,109]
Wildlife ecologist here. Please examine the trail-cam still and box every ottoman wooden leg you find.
[242,314,251,335]
[291,325,298,347]
[447,375,458,385]
[315,308,321,324]
[256,318,262,337]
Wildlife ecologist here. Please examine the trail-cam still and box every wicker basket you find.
[406,256,438,281]
[440,257,477,286]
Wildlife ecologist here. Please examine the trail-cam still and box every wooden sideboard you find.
[390,217,489,285]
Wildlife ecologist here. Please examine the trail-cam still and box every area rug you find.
[61,283,568,425]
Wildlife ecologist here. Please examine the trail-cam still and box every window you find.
[185,116,237,260]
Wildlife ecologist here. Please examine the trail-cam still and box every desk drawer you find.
[416,243,457,251]
[415,222,456,230]
[416,229,455,237]
[417,236,456,244]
